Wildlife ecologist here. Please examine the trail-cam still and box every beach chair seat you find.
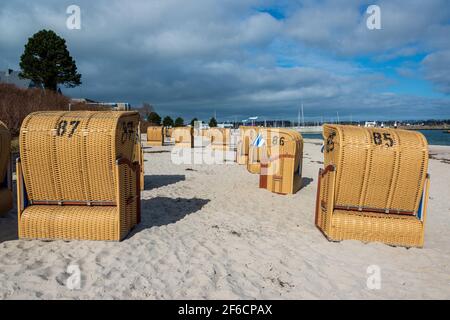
[19,205,120,241]
[247,145,263,174]
[165,127,173,138]
[147,126,164,146]
[315,125,429,248]
[0,120,12,214]
[17,111,141,241]
[259,129,303,195]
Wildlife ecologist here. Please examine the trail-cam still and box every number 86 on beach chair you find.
[315,124,430,248]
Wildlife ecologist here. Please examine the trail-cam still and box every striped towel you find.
[252,133,266,147]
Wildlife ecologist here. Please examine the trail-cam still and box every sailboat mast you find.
[301,103,305,127]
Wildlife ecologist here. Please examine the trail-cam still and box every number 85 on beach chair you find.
[315,125,430,248]
[17,111,141,241]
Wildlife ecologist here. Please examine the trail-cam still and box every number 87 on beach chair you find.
[16,111,141,241]
[0,121,13,214]
[315,124,430,248]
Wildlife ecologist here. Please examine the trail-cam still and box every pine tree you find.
[19,30,81,91]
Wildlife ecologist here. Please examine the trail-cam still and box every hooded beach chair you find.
[0,121,13,214]
[237,126,259,165]
[173,127,194,148]
[259,129,303,195]
[17,111,141,241]
[147,126,164,146]
[315,125,430,248]
[209,128,231,150]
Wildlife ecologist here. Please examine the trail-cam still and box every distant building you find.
[364,121,377,128]
[0,69,42,89]
[71,98,99,104]
[70,98,132,111]
[95,102,131,111]
[218,123,234,128]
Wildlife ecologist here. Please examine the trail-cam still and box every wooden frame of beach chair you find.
[135,123,145,191]
[247,145,263,174]
[147,126,164,146]
[16,111,141,241]
[165,127,173,138]
[315,125,430,248]
[0,121,13,214]
[164,127,173,144]
[173,127,194,148]
[237,126,259,165]
[259,129,303,195]
[210,128,231,151]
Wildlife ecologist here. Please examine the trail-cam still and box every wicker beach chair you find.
[0,121,13,214]
[17,111,141,241]
[315,125,430,248]
[237,126,259,165]
[147,126,164,146]
[209,128,232,150]
[173,127,194,148]
[259,129,303,195]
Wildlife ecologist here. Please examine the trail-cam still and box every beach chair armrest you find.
[319,166,336,212]
[115,158,141,231]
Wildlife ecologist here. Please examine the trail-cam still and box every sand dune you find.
[0,140,449,299]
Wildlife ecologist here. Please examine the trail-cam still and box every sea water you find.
[302,130,450,146]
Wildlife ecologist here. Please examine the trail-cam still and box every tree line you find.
[145,111,218,128]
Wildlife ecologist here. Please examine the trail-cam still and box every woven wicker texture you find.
[0,121,12,214]
[315,168,429,247]
[18,111,140,241]
[237,126,259,165]
[323,125,428,214]
[147,126,164,146]
[259,129,303,195]
[327,210,424,246]
[173,127,193,148]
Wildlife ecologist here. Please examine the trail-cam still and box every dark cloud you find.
[0,0,449,120]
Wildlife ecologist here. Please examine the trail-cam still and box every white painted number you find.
[66,264,81,290]
[366,265,381,290]
[366,5,381,30]
[66,5,81,30]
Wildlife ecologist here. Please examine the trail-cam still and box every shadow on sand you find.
[128,196,210,237]
[144,175,186,190]
[0,181,17,243]
[301,177,314,189]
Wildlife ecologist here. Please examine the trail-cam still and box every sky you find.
[0,0,449,122]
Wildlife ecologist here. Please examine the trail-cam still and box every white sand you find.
[0,139,449,299]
